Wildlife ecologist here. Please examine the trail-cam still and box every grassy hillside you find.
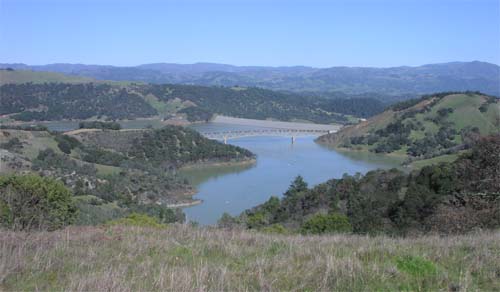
[0,69,94,84]
[317,92,499,166]
[1,225,498,291]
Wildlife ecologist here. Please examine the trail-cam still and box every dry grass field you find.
[1,225,499,291]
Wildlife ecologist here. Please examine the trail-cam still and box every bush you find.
[217,212,241,229]
[301,213,352,234]
[0,174,77,231]
[261,224,289,234]
[106,213,165,228]
[79,121,121,130]
[55,134,81,154]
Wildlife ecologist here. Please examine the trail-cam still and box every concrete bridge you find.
[201,128,334,144]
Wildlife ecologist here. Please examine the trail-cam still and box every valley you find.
[1,1,499,290]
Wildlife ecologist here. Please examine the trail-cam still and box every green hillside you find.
[317,92,499,165]
[0,125,254,226]
[0,68,94,84]
[0,82,384,124]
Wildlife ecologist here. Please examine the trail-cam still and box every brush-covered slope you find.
[0,82,382,124]
[1,224,498,291]
[317,92,499,160]
[0,125,254,225]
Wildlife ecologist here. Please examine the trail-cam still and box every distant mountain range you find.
[1,61,499,97]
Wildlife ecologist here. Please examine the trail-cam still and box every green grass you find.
[433,94,498,134]
[408,153,461,169]
[144,93,169,114]
[1,226,498,291]
[95,163,122,176]
[19,133,62,160]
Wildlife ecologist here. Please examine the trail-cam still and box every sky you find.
[1,0,499,68]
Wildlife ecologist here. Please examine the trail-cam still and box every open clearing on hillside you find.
[1,225,498,291]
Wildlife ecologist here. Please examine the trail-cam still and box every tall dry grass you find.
[1,225,498,291]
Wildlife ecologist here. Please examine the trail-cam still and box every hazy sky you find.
[1,0,499,67]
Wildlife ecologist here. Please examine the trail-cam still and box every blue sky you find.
[1,0,499,67]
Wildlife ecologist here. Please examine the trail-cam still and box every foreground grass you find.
[1,226,498,291]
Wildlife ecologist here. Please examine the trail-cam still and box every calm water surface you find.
[26,119,400,225]
[182,122,400,225]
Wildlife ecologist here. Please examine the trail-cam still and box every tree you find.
[284,176,308,198]
[0,174,77,231]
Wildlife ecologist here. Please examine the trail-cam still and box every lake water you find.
[15,119,401,225]
[182,122,401,225]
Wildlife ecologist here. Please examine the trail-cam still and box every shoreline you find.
[179,157,257,170]
[166,199,203,208]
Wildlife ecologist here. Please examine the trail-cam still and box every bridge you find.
[200,128,335,144]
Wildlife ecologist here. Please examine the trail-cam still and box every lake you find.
[182,122,401,225]
[16,119,401,225]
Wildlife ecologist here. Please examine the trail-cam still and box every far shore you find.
[166,199,203,208]
[180,158,257,170]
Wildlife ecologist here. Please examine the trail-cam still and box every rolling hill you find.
[316,92,499,164]
[0,125,254,225]
[0,81,385,124]
[2,61,499,97]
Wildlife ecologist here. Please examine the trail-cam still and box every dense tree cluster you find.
[128,126,254,168]
[0,83,157,120]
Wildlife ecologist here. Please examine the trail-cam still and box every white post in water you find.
[291,136,295,144]
[223,135,228,144]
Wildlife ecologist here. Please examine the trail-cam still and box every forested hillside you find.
[317,92,499,164]
[231,135,499,235]
[0,126,254,227]
[0,82,384,124]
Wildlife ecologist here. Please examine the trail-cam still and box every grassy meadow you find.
[1,225,498,291]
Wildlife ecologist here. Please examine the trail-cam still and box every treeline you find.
[222,135,499,235]
[79,121,121,130]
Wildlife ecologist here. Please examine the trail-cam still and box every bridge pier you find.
[291,136,295,144]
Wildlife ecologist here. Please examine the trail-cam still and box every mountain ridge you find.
[2,61,499,97]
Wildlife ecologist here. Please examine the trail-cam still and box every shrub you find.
[55,134,81,154]
[261,224,288,234]
[217,212,241,229]
[106,213,165,228]
[301,213,352,234]
[0,174,77,231]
